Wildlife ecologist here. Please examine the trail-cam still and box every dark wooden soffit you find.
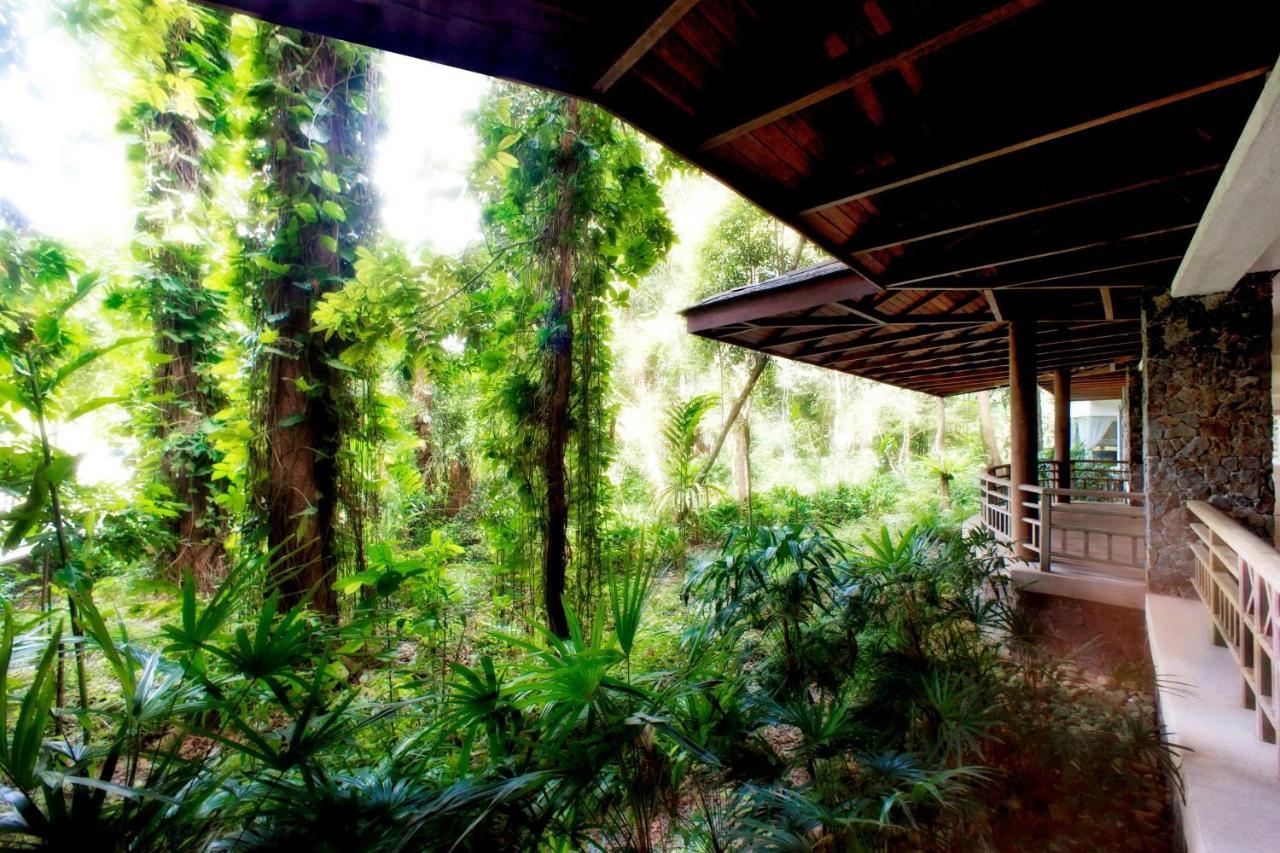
[200,0,1278,298]
[1038,368,1130,402]
[682,261,1141,397]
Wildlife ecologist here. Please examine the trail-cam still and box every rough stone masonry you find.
[1142,273,1274,595]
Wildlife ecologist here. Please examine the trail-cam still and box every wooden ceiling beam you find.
[854,339,1139,382]
[887,281,1150,292]
[798,67,1269,216]
[921,363,1129,394]
[837,327,1140,370]
[804,324,1009,362]
[969,255,1186,291]
[746,311,1138,328]
[811,331,1004,363]
[904,355,1140,395]
[748,314,997,328]
[594,0,701,92]
[819,320,1142,368]
[874,222,1198,288]
[839,162,1222,256]
[762,322,993,355]
[699,0,1043,150]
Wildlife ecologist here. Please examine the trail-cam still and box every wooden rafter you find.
[972,254,1187,290]
[807,326,1010,362]
[593,0,701,92]
[838,162,1223,256]
[857,339,1138,382]
[838,327,1139,370]
[699,0,1043,150]
[908,354,1139,394]
[799,67,1270,216]
[874,222,1199,288]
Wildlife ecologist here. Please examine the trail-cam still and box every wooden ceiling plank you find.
[898,354,1139,393]
[771,323,987,356]
[851,326,1139,367]
[700,0,1044,150]
[874,222,1199,288]
[986,254,1186,290]
[798,67,1270,216]
[809,327,1009,361]
[594,0,703,92]
[820,323,1140,369]
[1101,287,1115,320]
[838,163,1223,256]
[857,339,1139,381]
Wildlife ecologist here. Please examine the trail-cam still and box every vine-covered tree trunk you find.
[542,100,582,638]
[257,31,375,614]
[127,12,231,590]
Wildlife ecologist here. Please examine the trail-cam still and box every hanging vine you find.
[88,0,235,588]
[238,24,378,614]
[469,87,673,633]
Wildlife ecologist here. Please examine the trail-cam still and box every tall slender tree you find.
[245,26,378,613]
[471,89,672,635]
[95,0,233,588]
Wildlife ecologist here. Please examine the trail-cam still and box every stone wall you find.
[1123,367,1143,489]
[1143,274,1274,595]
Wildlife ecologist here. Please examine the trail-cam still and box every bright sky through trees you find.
[0,1,490,254]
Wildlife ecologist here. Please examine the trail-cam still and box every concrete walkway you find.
[1147,593,1280,853]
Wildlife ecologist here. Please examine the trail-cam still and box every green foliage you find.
[469,85,674,618]
[0,9,1170,851]
[658,393,718,524]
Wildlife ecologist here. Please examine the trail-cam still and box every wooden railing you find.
[978,463,1145,578]
[979,468,1013,543]
[1187,500,1279,764]
[1020,484,1145,578]
[1038,459,1138,494]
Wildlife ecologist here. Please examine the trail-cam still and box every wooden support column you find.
[1008,317,1040,560]
[1053,368,1071,498]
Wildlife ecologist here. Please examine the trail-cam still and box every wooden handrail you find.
[1186,500,1280,772]
[1187,500,1280,589]
[979,464,1145,576]
[1019,483,1145,503]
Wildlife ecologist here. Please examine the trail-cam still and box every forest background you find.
[0,3,1179,851]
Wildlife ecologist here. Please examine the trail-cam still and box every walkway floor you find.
[1147,593,1280,853]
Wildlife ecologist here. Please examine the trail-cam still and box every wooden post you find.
[1053,368,1071,500]
[1039,496,1052,572]
[1008,317,1039,561]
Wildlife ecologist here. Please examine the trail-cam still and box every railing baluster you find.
[1186,500,1280,775]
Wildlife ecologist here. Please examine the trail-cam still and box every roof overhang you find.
[1171,62,1280,296]
[683,263,1141,396]
[198,1,1278,393]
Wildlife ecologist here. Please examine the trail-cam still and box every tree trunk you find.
[541,100,582,638]
[977,389,1000,467]
[935,397,950,511]
[699,352,767,482]
[732,417,751,507]
[898,411,912,471]
[411,369,435,485]
[260,32,371,616]
[138,20,229,590]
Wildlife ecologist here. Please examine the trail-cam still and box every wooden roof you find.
[684,260,1141,395]
[202,0,1278,395]
[1038,368,1131,402]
